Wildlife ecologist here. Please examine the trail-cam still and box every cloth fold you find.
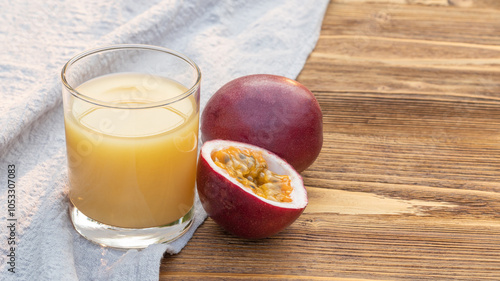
[0,0,329,280]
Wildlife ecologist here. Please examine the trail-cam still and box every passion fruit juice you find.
[64,73,199,228]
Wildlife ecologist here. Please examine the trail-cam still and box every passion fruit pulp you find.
[197,140,307,239]
[211,146,293,203]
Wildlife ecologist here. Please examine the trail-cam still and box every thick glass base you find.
[69,203,193,249]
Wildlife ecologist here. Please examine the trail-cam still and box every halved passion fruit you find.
[196,139,307,239]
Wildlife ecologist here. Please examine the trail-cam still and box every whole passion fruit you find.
[201,74,323,172]
[197,140,307,239]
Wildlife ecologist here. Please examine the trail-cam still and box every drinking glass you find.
[61,45,201,249]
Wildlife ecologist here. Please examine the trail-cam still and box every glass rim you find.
[61,44,201,109]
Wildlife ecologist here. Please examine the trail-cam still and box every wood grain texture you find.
[160,0,500,280]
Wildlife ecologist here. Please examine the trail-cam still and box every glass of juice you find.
[61,45,201,249]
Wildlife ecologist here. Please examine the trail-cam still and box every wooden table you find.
[161,1,500,279]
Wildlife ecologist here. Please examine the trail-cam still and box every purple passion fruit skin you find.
[201,74,323,173]
[196,140,307,239]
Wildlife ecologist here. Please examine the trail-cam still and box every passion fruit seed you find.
[211,146,293,203]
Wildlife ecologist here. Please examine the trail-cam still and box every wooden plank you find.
[321,2,500,44]
[333,0,500,9]
[161,216,500,280]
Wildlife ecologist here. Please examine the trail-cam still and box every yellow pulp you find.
[211,146,293,203]
[65,73,198,228]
